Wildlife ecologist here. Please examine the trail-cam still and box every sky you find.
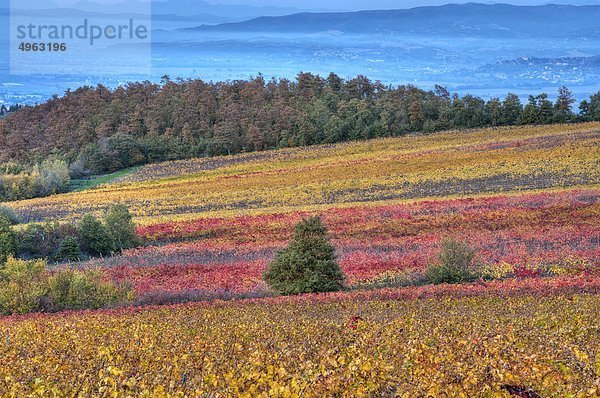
[186,0,600,10]
[5,0,600,14]
[37,0,600,11]
[204,0,599,8]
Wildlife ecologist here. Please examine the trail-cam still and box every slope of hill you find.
[7,123,599,224]
[187,4,600,38]
[3,290,599,395]
[1,122,599,395]
[3,123,598,294]
[1,74,595,183]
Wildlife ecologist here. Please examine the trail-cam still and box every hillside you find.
[7,123,599,224]
[1,122,599,395]
[2,2,600,395]
[4,123,598,293]
[0,73,595,190]
[4,291,599,395]
[188,4,600,38]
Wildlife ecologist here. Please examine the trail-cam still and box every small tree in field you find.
[0,206,19,225]
[263,216,345,295]
[56,236,81,261]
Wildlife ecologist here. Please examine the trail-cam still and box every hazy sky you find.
[38,0,600,11]
[195,0,600,10]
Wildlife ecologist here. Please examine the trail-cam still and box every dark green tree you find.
[106,133,146,169]
[502,93,523,125]
[521,94,554,124]
[485,97,503,126]
[56,236,81,261]
[538,94,554,124]
[263,216,345,295]
[0,206,19,225]
[579,99,590,119]
[587,91,600,120]
[79,215,113,256]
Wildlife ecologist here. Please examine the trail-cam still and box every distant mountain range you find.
[186,3,600,38]
[7,0,300,21]
[7,0,600,19]
[78,0,299,19]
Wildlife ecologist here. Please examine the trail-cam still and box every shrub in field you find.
[425,239,479,284]
[264,216,345,295]
[0,256,133,314]
[56,236,81,262]
[48,269,132,311]
[104,204,140,252]
[0,160,70,202]
[15,205,138,262]
[0,206,19,225]
[546,258,591,277]
[79,215,113,256]
[0,257,47,314]
[0,217,17,266]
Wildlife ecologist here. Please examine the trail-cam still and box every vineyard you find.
[1,288,599,396]
[6,123,599,224]
[83,188,598,297]
[1,123,600,396]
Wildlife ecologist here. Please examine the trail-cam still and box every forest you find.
[1,72,599,201]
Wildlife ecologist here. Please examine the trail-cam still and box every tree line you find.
[1,73,599,201]
[0,104,22,118]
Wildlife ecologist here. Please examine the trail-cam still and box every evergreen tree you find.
[502,93,523,125]
[538,94,554,124]
[579,99,590,119]
[587,91,600,120]
[522,94,553,124]
[263,216,345,295]
[522,95,541,124]
[485,97,503,126]
[56,236,81,261]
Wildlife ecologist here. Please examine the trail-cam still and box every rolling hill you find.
[2,2,600,395]
[1,122,599,395]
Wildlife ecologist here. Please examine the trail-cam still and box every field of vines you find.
[1,288,599,396]
[77,188,597,298]
[1,123,600,396]
[6,123,599,224]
